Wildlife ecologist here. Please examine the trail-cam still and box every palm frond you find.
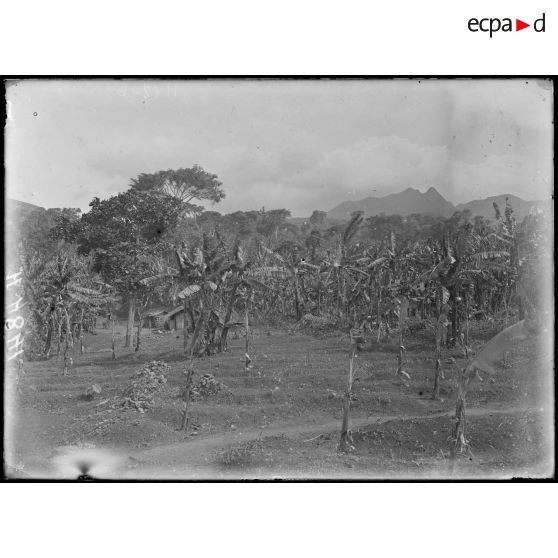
[248,266,290,278]
[468,251,510,267]
[67,284,103,296]
[346,266,370,278]
[469,250,510,261]
[140,273,175,286]
[177,284,201,299]
[243,277,272,292]
[261,245,286,265]
[299,261,320,271]
[367,257,387,269]
[342,213,363,246]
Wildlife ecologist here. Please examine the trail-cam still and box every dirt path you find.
[135,406,531,462]
[8,404,536,479]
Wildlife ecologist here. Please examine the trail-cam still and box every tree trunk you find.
[179,298,210,431]
[56,319,62,358]
[503,286,509,326]
[339,343,357,452]
[293,273,302,321]
[187,304,197,330]
[397,329,404,375]
[450,286,459,347]
[183,299,189,354]
[464,293,470,358]
[432,339,443,400]
[244,294,252,372]
[450,367,474,468]
[396,298,409,381]
[135,308,143,352]
[187,300,208,358]
[44,312,55,358]
[376,279,382,342]
[62,307,73,375]
[179,363,195,431]
[338,269,346,318]
[433,292,447,400]
[219,281,240,352]
[111,310,116,360]
[125,293,136,347]
[79,308,85,354]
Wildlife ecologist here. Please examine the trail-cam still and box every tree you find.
[309,210,327,227]
[196,211,223,234]
[21,243,114,363]
[130,165,225,211]
[321,211,365,319]
[259,245,307,320]
[450,317,542,462]
[257,209,292,241]
[21,207,81,256]
[55,189,183,347]
[305,229,322,263]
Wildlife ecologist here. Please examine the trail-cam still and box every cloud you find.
[6,79,553,216]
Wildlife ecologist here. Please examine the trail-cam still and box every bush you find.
[190,374,229,400]
[121,360,169,412]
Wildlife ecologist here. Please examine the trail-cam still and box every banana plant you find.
[22,245,115,364]
[216,241,270,352]
[450,316,542,462]
[258,244,306,320]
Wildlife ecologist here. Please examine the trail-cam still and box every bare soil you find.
[4,321,554,479]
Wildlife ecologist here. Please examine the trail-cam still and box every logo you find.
[468,13,546,37]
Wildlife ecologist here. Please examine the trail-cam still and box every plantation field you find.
[5,321,554,479]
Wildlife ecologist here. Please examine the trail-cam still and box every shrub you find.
[121,360,169,412]
[190,374,229,400]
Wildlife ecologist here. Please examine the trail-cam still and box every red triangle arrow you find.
[516,19,530,31]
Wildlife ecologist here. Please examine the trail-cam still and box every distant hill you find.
[328,187,455,220]
[327,188,542,222]
[7,198,43,219]
[6,199,43,239]
[455,194,544,221]
[5,199,42,255]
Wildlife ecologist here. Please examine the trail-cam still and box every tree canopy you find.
[129,165,225,211]
[54,189,183,291]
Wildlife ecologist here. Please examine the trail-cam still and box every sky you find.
[5,79,553,217]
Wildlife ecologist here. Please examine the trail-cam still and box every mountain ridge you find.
[327,187,543,221]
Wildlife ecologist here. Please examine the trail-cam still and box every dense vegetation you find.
[12,166,551,456]
[16,168,549,357]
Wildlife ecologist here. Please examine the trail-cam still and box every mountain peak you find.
[425,186,444,199]
[327,187,539,222]
[328,187,454,220]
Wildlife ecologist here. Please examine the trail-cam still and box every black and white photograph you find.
[3,78,554,480]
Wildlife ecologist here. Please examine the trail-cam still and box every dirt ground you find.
[4,320,554,479]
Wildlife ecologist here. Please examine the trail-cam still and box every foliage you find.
[19,183,549,369]
[21,207,81,256]
[59,189,183,289]
[21,243,115,359]
[191,374,229,400]
[129,164,225,208]
[121,360,170,412]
